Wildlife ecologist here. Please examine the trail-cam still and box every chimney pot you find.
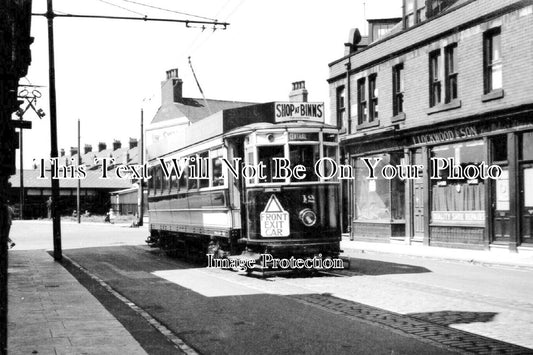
[70,147,78,157]
[60,148,65,157]
[84,144,92,154]
[98,142,107,152]
[129,138,138,149]
[289,80,308,102]
[113,140,121,151]
[162,68,183,104]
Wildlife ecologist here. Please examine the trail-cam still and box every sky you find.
[19,0,402,168]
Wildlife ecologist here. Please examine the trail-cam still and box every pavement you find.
[7,250,147,355]
[341,237,533,269]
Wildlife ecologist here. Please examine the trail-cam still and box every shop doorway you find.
[519,131,533,245]
[491,135,510,242]
[412,149,424,240]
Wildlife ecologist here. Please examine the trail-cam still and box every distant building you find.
[8,169,132,218]
[329,0,533,251]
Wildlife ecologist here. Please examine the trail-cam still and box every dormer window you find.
[404,0,427,28]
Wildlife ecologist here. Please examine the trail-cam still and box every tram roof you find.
[147,102,335,161]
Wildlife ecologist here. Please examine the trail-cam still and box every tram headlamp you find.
[299,208,317,227]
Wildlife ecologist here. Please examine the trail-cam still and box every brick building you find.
[329,0,533,251]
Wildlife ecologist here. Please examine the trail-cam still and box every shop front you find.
[343,114,533,251]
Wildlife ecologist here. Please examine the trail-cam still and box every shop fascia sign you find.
[412,125,479,145]
[274,102,324,123]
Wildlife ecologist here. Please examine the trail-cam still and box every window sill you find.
[391,112,406,123]
[426,99,461,115]
[356,120,380,130]
[481,88,504,102]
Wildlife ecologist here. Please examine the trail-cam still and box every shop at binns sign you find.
[260,195,290,237]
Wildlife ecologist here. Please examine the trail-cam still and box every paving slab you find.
[7,250,147,355]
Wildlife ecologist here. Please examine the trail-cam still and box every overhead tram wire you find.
[188,0,246,54]
[94,0,145,16]
[118,0,218,21]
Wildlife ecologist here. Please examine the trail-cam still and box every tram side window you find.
[212,149,225,187]
[289,145,319,182]
[179,158,188,192]
[148,166,154,194]
[188,155,198,190]
[199,151,209,189]
[170,167,179,192]
[162,165,170,193]
[257,145,285,183]
[154,165,162,194]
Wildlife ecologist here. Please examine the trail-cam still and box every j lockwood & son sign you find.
[274,102,324,123]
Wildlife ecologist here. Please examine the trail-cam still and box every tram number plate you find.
[260,195,290,237]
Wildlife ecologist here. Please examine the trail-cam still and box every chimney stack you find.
[129,138,138,149]
[289,81,308,102]
[60,148,65,157]
[161,68,183,104]
[84,144,92,154]
[113,140,121,151]
[70,147,78,157]
[98,142,107,152]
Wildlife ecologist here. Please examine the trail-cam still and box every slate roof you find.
[9,169,133,189]
[150,97,255,124]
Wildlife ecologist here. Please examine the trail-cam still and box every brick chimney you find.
[70,147,78,157]
[84,144,92,154]
[129,138,138,149]
[161,68,183,104]
[113,140,121,151]
[98,142,107,152]
[289,81,308,102]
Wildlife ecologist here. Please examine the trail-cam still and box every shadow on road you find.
[349,258,431,276]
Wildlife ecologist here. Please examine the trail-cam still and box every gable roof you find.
[150,97,256,125]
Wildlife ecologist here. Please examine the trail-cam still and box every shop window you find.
[430,140,486,225]
[357,78,367,125]
[444,44,458,103]
[492,135,507,163]
[336,86,346,129]
[257,145,285,183]
[483,28,502,94]
[289,144,319,182]
[392,64,404,116]
[429,49,442,107]
[353,153,405,222]
[520,131,533,161]
[368,74,378,122]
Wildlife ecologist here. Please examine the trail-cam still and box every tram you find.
[145,101,342,270]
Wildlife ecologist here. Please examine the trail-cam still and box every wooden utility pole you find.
[46,0,62,261]
[138,108,144,226]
